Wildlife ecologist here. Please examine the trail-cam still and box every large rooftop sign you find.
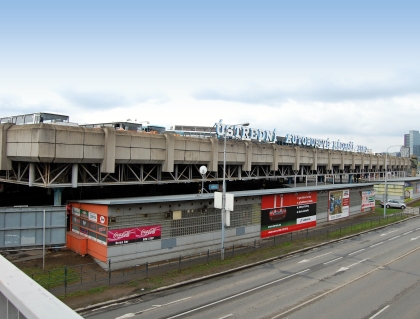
[215,123,276,143]
[284,134,368,153]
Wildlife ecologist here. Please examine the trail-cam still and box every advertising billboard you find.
[328,189,350,221]
[361,190,375,212]
[107,225,162,246]
[261,192,317,238]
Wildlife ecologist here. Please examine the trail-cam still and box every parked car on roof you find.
[380,200,406,209]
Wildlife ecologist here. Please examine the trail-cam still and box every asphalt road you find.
[82,217,420,319]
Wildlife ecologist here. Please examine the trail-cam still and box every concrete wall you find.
[1,123,410,174]
[102,224,260,270]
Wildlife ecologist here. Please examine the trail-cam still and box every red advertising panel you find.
[261,192,317,238]
[107,225,162,246]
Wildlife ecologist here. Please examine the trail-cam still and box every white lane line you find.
[271,246,420,319]
[380,230,398,236]
[116,297,192,318]
[337,258,369,273]
[349,249,365,256]
[369,305,390,319]
[403,231,413,235]
[218,314,234,319]
[166,269,310,319]
[323,257,343,265]
[299,252,332,263]
[411,236,420,241]
[388,235,400,241]
[370,241,384,248]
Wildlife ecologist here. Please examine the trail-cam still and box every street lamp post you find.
[383,145,402,217]
[219,120,249,261]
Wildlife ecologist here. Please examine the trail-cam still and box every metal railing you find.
[0,255,82,319]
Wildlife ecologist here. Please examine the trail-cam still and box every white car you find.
[380,200,406,209]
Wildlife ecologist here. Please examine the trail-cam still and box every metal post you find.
[43,209,46,270]
[384,145,402,217]
[108,260,111,285]
[64,266,67,296]
[218,121,249,261]
[384,151,388,218]
[221,129,227,261]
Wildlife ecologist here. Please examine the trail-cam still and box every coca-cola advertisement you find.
[107,225,161,246]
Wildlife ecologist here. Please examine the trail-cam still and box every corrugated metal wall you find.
[0,206,66,249]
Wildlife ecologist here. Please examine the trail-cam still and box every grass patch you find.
[22,267,79,289]
[373,206,404,216]
[409,200,420,207]
[58,286,107,300]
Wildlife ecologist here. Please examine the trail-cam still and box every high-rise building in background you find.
[404,130,420,157]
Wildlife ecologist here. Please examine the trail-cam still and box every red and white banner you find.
[107,225,161,246]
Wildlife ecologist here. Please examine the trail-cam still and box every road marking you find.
[218,315,234,319]
[369,305,390,319]
[166,269,310,319]
[336,258,369,273]
[115,297,192,318]
[323,257,343,265]
[380,230,398,236]
[271,246,420,319]
[348,248,365,256]
[411,236,420,241]
[388,235,400,241]
[403,231,413,235]
[370,241,384,247]
[298,252,332,263]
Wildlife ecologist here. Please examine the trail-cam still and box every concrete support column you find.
[162,133,174,172]
[327,151,333,172]
[368,155,373,170]
[101,127,116,173]
[0,123,13,170]
[71,164,78,188]
[351,153,356,171]
[293,147,300,171]
[270,144,278,171]
[243,141,252,172]
[209,137,219,172]
[53,188,63,206]
[361,154,365,171]
[29,163,35,187]
[311,149,317,171]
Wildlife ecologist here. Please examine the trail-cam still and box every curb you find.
[75,213,418,314]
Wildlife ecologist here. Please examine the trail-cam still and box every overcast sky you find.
[1,1,419,153]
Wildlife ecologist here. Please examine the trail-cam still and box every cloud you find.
[192,72,420,105]
[58,90,170,110]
